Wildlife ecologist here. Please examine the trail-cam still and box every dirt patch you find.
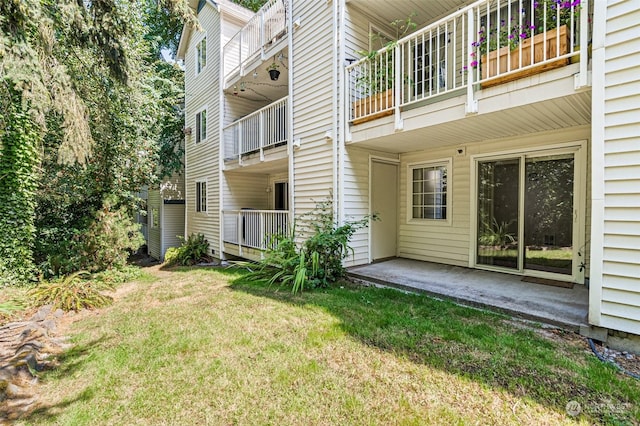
[0,305,73,422]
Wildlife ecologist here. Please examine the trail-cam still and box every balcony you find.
[222,209,289,259]
[223,0,287,84]
[347,0,590,127]
[223,96,288,169]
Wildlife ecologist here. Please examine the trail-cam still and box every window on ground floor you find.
[410,161,449,220]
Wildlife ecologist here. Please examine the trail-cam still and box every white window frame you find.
[195,106,207,144]
[196,34,207,75]
[195,180,207,213]
[368,23,393,51]
[407,158,452,224]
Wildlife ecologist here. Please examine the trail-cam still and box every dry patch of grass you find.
[12,266,639,425]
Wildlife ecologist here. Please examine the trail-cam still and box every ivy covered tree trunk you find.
[0,95,40,285]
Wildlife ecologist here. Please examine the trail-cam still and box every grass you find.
[14,266,640,425]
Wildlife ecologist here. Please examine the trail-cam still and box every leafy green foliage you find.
[36,198,144,277]
[355,14,417,95]
[0,94,40,286]
[79,199,146,272]
[29,271,114,312]
[1,0,193,283]
[231,0,268,12]
[164,234,210,266]
[245,199,372,293]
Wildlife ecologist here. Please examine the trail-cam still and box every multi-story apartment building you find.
[177,0,639,343]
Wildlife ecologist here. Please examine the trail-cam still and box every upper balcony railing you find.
[223,96,288,163]
[223,0,287,81]
[347,0,590,124]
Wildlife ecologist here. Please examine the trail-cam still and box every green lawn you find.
[17,266,640,425]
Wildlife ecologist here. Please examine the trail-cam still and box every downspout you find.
[337,0,346,224]
[332,0,339,223]
[287,0,295,230]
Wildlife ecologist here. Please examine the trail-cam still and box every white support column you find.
[260,9,265,60]
[394,43,403,131]
[238,122,243,166]
[466,8,478,114]
[237,211,243,256]
[259,212,265,254]
[575,0,591,89]
[259,111,265,162]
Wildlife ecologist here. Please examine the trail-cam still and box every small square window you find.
[410,164,448,220]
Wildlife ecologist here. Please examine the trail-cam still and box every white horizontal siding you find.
[398,128,590,268]
[222,173,270,210]
[343,146,398,266]
[291,1,334,219]
[185,4,222,256]
[592,0,640,335]
[161,204,185,261]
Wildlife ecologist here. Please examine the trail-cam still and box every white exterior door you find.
[371,160,398,261]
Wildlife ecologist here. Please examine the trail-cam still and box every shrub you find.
[80,199,145,272]
[245,199,372,293]
[35,197,145,278]
[29,271,114,312]
[164,233,210,266]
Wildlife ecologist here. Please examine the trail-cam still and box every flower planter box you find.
[481,25,569,88]
[351,89,394,124]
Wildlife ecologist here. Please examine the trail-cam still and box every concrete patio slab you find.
[347,258,589,331]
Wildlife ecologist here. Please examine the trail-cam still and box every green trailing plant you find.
[0,94,40,286]
[355,13,417,95]
[29,271,114,312]
[164,233,210,266]
[244,199,373,293]
[2,0,195,284]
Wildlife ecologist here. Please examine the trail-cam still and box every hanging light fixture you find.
[252,70,258,79]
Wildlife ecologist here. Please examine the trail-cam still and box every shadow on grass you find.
[229,273,640,425]
[13,337,108,424]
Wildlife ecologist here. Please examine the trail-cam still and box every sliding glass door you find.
[476,151,577,278]
[523,155,574,275]
[477,158,520,269]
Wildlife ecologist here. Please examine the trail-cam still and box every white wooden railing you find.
[223,0,287,81]
[347,0,590,123]
[223,96,288,162]
[222,210,289,253]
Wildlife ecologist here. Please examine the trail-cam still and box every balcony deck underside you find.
[348,65,591,153]
[224,147,288,174]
